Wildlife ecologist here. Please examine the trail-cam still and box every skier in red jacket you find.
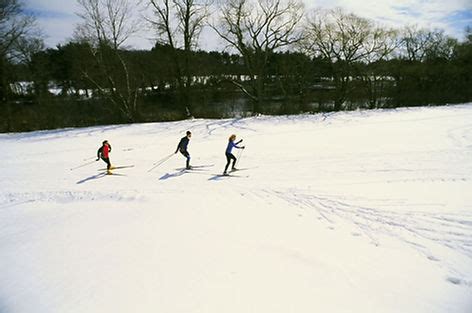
[97,140,112,173]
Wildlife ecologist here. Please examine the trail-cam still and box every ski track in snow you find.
[0,190,141,207]
[1,104,472,313]
[259,188,472,285]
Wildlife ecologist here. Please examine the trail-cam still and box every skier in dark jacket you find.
[175,131,192,169]
[97,140,112,173]
[223,134,245,175]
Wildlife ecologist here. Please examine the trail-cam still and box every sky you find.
[24,0,472,51]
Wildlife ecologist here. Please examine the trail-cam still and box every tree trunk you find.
[0,56,7,104]
[333,76,347,111]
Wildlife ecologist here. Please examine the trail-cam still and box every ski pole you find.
[70,159,97,171]
[236,146,244,168]
[152,152,175,165]
[148,153,175,172]
[148,153,174,172]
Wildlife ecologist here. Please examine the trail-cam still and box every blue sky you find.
[24,0,472,50]
[444,10,472,33]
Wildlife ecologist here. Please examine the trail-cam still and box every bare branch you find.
[75,0,139,49]
[303,8,398,63]
[0,0,38,60]
[75,0,141,121]
[210,0,304,104]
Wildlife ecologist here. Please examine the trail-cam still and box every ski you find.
[97,165,134,171]
[180,168,213,175]
[109,172,127,176]
[230,166,256,172]
[175,164,214,171]
[98,171,127,176]
[175,167,210,172]
[190,164,214,168]
[209,173,248,179]
[183,170,212,175]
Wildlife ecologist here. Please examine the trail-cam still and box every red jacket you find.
[97,143,111,159]
[103,144,110,158]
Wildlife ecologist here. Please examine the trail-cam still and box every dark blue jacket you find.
[226,139,242,154]
[176,136,189,153]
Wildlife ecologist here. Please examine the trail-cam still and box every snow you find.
[1,104,472,313]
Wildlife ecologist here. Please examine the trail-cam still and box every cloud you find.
[24,0,154,49]
[23,0,472,50]
[24,0,80,47]
[306,0,472,39]
[24,8,75,19]
[37,15,80,48]
[24,0,80,12]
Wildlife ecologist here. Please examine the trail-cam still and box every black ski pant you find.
[101,157,111,170]
[180,150,191,168]
[224,153,236,173]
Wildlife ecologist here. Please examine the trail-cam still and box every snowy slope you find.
[1,105,471,313]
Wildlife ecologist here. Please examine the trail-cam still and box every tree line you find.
[1,0,471,132]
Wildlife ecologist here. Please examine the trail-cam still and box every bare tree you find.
[0,0,40,132]
[75,0,141,121]
[76,0,139,49]
[13,36,47,97]
[400,26,457,61]
[401,26,434,61]
[303,8,398,109]
[0,0,37,102]
[146,0,210,116]
[13,36,45,65]
[211,0,304,112]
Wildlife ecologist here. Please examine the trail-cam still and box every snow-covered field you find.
[1,105,472,313]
